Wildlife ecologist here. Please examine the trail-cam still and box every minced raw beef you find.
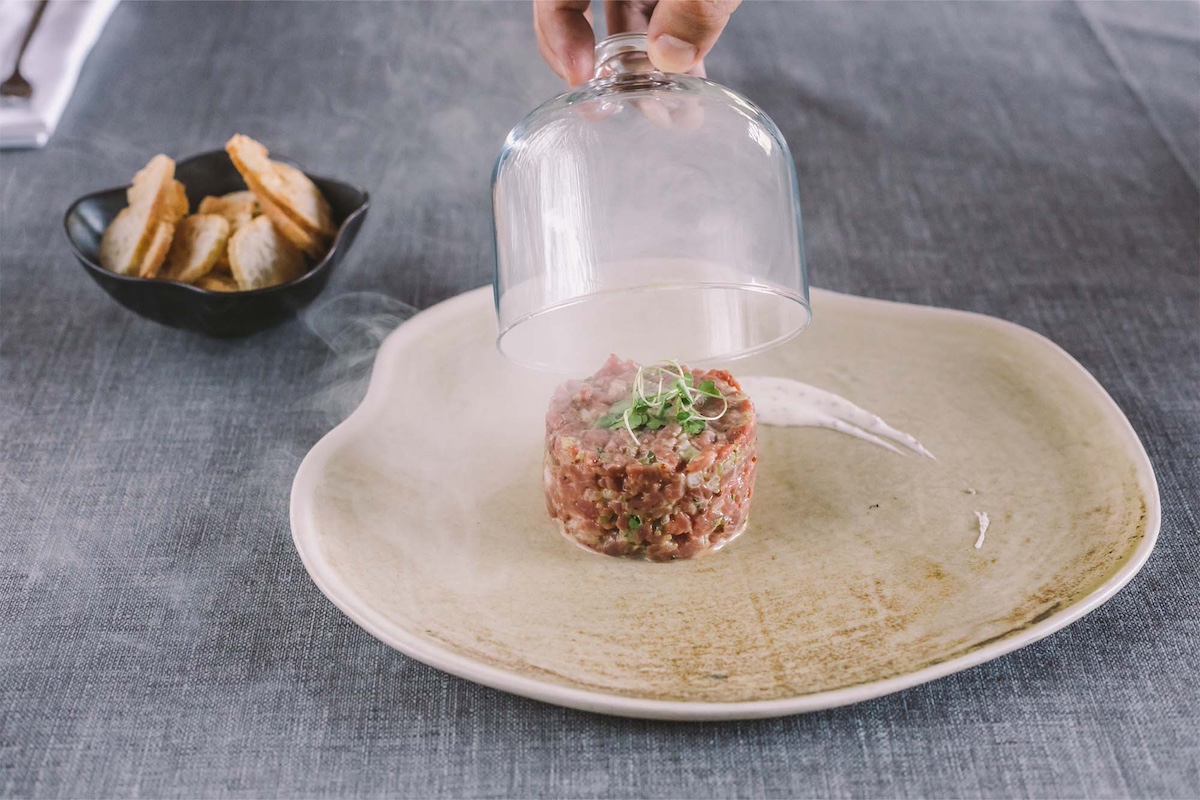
[543,355,757,561]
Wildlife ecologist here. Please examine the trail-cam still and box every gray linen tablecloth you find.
[2,2,1197,797]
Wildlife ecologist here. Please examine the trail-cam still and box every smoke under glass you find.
[493,33,810,374]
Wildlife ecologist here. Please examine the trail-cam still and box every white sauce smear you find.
[973,511,990,549]
[738,376,935,459]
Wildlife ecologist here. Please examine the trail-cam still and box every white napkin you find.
[0,0,118,149]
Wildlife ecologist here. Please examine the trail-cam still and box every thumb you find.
[646,0,741,74]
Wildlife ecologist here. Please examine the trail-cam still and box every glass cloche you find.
[493,33,810,374]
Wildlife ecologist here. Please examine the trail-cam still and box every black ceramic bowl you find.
[64,149,369,337]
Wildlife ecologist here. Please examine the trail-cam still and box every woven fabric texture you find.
[2,2,1197,797]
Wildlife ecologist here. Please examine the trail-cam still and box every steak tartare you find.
[544,355,757,561]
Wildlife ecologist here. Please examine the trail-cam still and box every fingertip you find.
[562,48,596,86]
[646,0,739,74]
[648,33,699,74]
[535,1,597,86]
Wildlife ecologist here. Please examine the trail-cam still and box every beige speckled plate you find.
[290,287,1159,720]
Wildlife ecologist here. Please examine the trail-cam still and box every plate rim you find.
[289,285,1162,721]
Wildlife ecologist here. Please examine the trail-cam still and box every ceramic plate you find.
[290,287,1159,720]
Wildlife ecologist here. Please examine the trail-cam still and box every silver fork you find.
[1,0,50,100]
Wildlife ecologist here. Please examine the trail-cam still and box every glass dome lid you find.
[492,33,810,374]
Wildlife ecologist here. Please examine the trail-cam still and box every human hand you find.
[534,0,742,86]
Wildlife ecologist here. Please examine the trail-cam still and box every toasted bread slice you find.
[199,195,255,272]
[161,214,231,284]
[220,190,260,214]
[272,162,335,236]
[199,194,255,231]
[138,220,176,278]
[124,154,175,211]
[166,180,189,223]
[100,154,177,275]
[196,273,239,292]
[225,134,335,238]
[99,206,153,276]
[227,215,306,290]
[256,193,327,259]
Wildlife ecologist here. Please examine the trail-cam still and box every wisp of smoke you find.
[301,292,418,425]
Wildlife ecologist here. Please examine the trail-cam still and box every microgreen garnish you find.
[595,360,728,443]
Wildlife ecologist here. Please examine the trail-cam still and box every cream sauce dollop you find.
[738,375,935,459]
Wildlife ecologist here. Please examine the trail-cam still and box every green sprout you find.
[595,360,728,444]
